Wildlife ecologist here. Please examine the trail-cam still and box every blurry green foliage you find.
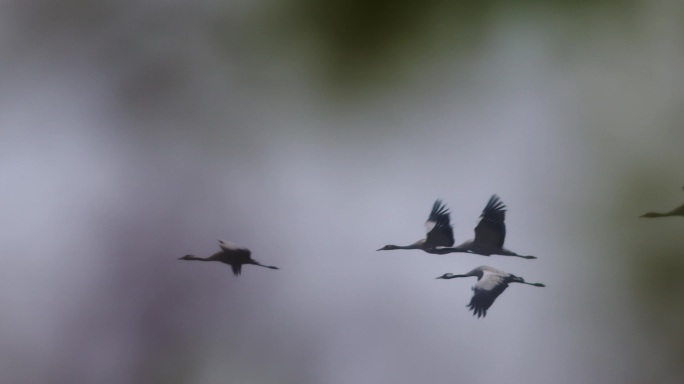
[240,0,637,92]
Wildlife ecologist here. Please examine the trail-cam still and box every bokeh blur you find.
[2,1,684,383]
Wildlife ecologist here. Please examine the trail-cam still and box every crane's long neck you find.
[182,255,211,261]
[378,243,423,251]
[641,212,670,218]
[396,244,422,250]
[641,205,684,217]
[440,274,471,279]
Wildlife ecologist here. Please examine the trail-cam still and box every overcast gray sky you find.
[2,1,684,383]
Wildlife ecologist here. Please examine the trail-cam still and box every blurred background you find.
[2,0,684,383]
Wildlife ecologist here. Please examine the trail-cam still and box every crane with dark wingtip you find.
[179,240,279,276]
[431,195,537,259]
[377,199,455,254]
[640,186,684,218]
[436,266,545,318]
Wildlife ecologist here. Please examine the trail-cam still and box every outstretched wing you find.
[425,199,454,248]
[468,272,510,318]
[218,239,250,255]
[473,195,506,248]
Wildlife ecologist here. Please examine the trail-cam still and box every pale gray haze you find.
[2,1,684,383]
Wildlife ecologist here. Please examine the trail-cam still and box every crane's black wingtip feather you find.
[479,194,507,223]
[467,302,487,318]
[430,199,451,217]
[484,194,506,212]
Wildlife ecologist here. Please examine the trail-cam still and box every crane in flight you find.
[436,266,545,318]
[640,186,684,218]
[431,195,536,259]
[179,240,279,277]
[377,199,455,254]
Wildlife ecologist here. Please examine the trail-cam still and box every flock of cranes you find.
[180,194,544,319]
[377,195,536,259]
[377,194,543,318]
[179,187,683,319]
